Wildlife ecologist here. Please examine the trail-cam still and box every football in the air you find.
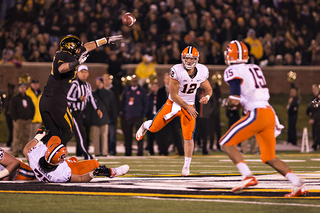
[122,12,136,27]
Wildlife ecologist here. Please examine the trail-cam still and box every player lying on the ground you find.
[219,40,308,197]
[23,128,129,182]
[0,147,36,181]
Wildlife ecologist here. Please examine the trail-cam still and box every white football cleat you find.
[136,122,148,141]
[110,165,130,178]
[232,176,258,193]
[285,183,308,197]
[181,167,190,176]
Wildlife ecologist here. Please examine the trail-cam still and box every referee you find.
[67,65,103,159]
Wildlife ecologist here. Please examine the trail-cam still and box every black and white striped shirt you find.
[67,79,98,112]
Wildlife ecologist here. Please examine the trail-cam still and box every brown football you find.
[122,12,136,27]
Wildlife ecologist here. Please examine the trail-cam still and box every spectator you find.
[102,74,118,156]
[145,82,159,155]
[135,54,156,88]
[120,75,148,156]
[195,85,214,155]
[287,86,300,146]
[307,84,320,151]
[2,83,15,147]
[91,77,111,157]
[26,79,42,141]
[171,8,186,34]
[209,82,222,151]
[244,28,263,64]
[9,83,35,157]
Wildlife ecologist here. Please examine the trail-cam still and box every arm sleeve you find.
[228,79,241,96]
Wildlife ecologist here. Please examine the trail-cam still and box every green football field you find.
[1,152,320,213]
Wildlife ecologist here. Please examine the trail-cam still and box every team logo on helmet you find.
[60,35,82,55]
[224,40,249,65]
[45,136,67,166]
[181,46,199,70]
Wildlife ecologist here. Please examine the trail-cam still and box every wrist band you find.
[69,61,79,70]
[95,37,107,47]
[89,170,94,179]
[205,95,210,101]
[0,168,9,179]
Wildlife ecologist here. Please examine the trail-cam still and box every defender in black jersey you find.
[40,34,122,145]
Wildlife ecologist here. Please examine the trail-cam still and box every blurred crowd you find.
[1,0,320,66]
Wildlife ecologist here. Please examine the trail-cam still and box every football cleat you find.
[181,167,190,176]
[110,165,130,178]
[285,183,308,197]
[231,176,258,194]
[136,122,147,141]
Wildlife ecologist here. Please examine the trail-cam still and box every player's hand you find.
[97,109,103,119]
[106,35,122,45]
[222,98,228,108]
[199,96,209,104]
[186,105,198,119]
[78,50,90,64]
[309,119,315,125]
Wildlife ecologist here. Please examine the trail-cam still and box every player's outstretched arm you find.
[84,35,123,51]
[0,150,20,180]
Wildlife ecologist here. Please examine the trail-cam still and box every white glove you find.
[106,35,122,45]
[78,50,90,64]
[222,98,228,108]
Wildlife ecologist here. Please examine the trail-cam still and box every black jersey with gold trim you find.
[43,51,78,97]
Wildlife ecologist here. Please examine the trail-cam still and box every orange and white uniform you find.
[148,63,209,140]
[219,63,278,163]
[0,148,36,181]
[27,144,99,182]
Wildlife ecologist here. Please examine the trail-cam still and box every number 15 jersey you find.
[223,63,270,112]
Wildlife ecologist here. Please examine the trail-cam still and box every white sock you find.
[236,162,253,177]
[285,171,302,186]
[143,120,152,130]
[183,157,192,168]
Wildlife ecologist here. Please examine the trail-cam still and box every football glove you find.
[34,127,47,143]
[78,50,90,64]
[106,35,122,45]
[222,98,228,108]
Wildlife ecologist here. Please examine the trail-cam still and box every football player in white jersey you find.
[219,40,308,197]
[23,128,129,182]
[136,46,212,176]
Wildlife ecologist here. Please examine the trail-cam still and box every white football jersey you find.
[223,63,270,112]
[168,63,209,105]
[28,144,71,182]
